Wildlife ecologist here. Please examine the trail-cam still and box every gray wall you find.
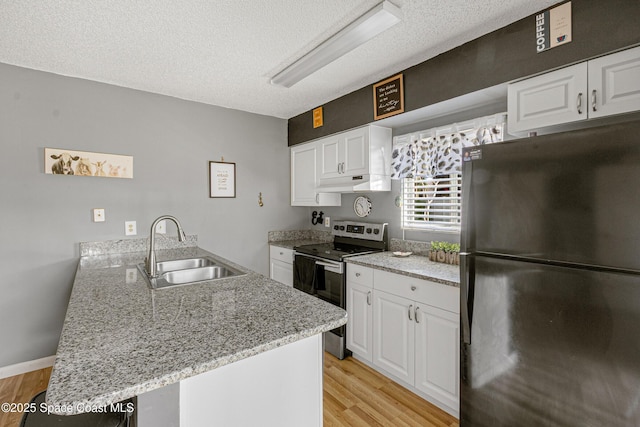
[307,182,459,245]
[0,63,307,367]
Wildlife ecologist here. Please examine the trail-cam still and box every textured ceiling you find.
[0,0,558,119]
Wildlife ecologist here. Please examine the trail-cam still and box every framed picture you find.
[209,161,236,198]
[44,147,133,178]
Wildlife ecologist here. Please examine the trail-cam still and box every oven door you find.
[293,253,344,308]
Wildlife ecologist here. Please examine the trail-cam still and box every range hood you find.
[316,174,391,193]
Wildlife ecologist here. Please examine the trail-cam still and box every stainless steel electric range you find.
[293,220,388,359]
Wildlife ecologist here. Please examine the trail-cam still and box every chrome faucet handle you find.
[146,215,186,278]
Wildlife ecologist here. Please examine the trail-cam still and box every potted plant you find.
[445,242,460,265]
[429,241,443,262]
[429,241,460,265]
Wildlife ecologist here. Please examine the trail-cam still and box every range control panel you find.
[332,220,387,242]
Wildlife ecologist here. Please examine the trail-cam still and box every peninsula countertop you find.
[345,251,460,287]
[46,242,347,415]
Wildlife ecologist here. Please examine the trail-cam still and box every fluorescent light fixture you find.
[270,1,402,88]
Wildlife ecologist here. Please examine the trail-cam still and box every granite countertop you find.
[269,239,320,250]
[346,251,460,287]
[267,229,332,251]
[46,244,347,415]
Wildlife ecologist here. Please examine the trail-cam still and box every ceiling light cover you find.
[271,1,402,88]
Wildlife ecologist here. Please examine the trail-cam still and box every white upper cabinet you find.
[317,125,392,191]
[588,46,640,119]
[508,62,588,133]
[290,141,341,206]
[319,128,370,179]
[318,136,341,179]
[508,46,640,135]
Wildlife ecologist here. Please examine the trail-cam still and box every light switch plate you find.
[93,208,105,222]
[125,221,137,236]
[324,217,330,227]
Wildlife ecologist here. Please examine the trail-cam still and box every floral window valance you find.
[391,114,506,179]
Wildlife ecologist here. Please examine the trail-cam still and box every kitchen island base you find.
[137,334,323,427]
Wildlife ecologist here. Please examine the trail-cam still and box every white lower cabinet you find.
[414,303,460,413]
[346,264,374,362]
[373,290,414,385]
[269,245,293,286]
[346,281,373,361]
[347,264,460,418]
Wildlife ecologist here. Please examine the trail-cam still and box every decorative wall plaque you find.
[373,73,404,120]
[209,161,236,198]
[313,107,323,128]
[536,1,572,53]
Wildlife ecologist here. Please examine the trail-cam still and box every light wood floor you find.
[0,355,458,427]
[324,353,458,427]
[0,366,51,427]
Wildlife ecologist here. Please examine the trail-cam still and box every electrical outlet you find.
[125,221,137,236]
[93,208,105,222]
[155,219,166,234]
[324,217,330,227]
[125,268,137,284]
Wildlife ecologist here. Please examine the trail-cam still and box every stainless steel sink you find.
[155,257,216,274]
[164,265,242,284]
[137,256,246,289]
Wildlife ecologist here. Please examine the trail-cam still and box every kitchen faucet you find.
[145,215,187,278]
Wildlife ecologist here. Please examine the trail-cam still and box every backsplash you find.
[80,234,198,257]
[268,229,332,243]
[389,238,430,255]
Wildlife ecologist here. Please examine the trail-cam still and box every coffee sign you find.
[536,1,572,53]
[373,73,404,120]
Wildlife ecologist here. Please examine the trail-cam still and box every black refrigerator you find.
[460,121,640,426]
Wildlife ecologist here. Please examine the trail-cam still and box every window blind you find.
[402,175,462,231]
[394,113,506,232]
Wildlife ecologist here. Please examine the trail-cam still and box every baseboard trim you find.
[0,356,56,379]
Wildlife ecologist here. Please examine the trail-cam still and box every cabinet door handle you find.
[315,193,319,204]
[415,306,420,323]
[367,291,371,306]
[355,272,361,277]
[411,285,416,291]
[279,252,284,255]
[577,92,583,114]
[591,89,597,112]
[408,304,413,321]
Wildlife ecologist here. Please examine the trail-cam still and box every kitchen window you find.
[392,113,506,232]
[402,174,462,231]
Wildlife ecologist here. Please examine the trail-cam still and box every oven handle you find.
[294,252,344,274]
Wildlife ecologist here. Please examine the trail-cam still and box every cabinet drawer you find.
[347,264,373,287]
[374,270,459,314]
[270,245,294,264]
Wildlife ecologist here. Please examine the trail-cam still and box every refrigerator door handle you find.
[460,252,473,344]
[460,160,473,253]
